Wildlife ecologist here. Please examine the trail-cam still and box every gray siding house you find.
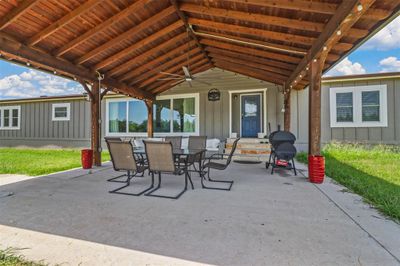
[0,69,399,150]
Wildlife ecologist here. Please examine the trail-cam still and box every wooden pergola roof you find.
[0,0,399,101]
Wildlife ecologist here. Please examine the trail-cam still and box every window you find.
[330,85,387,127]
[106,94,199,136]
[0,106,20,130]
[52,103,70,121]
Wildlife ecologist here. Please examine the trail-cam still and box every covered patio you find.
[1,162,400,265]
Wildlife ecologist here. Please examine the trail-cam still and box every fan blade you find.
[182,66,191,78]
[188,81,193,87]
[157,78,183,80]
[160,71,183,77]
[171,79,185,86]
[193,79,212,86]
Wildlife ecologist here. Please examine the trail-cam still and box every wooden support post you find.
[284,89,291,131]
[91,82,101,166]
[308,57,324,155]
[145,100,154,138]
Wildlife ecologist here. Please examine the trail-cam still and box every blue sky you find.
[0,16,399,99]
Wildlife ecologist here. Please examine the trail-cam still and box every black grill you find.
[266,130,297,175]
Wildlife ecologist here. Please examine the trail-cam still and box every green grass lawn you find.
[0,148,110,176]
[297,143,400,223]
[0,248,46,266]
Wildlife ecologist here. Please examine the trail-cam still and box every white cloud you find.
[0,69,83,99]
[361,16,400,51]
[379,56,400,72]
[325,57,366,76]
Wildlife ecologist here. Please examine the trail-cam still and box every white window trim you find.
[330,84,387,128]
[52,103,70,121]
[0,106,21,130]
[105,93,200,137]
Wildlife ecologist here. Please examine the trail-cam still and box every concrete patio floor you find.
[0,161,399,266]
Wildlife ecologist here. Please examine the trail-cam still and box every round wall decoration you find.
[208,89,221,101]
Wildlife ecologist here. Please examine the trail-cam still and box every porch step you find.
[225,138,271,162]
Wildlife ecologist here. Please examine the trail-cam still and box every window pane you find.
[108,102,126,133]
[12,109,18,127]
[3,109,9,127]
[54,107,67,118]
[336,92,353,122]
[128,101,147,133]
[173,98,196,133]
[153,99,171,133]
[362,91,380,122]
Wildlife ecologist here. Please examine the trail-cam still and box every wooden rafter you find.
[129,48,202,86]
[200,39,301,64]
[181,3,368,37]
[169,0,213,65]
[286,0,377,90]
[109,32,189,77]
[205,47,296,71]
[27,0,103,46]
[75,6,177,65]
[54,0,153,57]
[119,40,197,82]
[93,20,184,70]
[0,33,153,100]
[225,0,390,20]
[0,0,39,30]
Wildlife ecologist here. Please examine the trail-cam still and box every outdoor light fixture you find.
[53,70,57,74]
[323,46,327,51]
[26,62,30,66]
[337,30,342,35]
[357,4,363,11]
[313,59,317,62]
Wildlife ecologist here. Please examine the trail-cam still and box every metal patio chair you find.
[186,135,207,172]
[144,141,194,199]
[106,138,154,196]
[164,136,182,150]
[201,138,240,191]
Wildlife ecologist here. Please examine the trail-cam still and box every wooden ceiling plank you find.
[128,47,201,86]
[27,0,103,46]
[0,33,153,100]
[213,60,285,85]
[109,32,189,78]
[93,20,184,70]
[55,0,153,57]
[76,6,177,65]
[119,39,196,82]
[209,53,292,77]
[170,0,213,65]
[205,46,295,71]
[286,0,377,90]
[0,0,39,30]
[200,38,301,64]
[181,3,368,37]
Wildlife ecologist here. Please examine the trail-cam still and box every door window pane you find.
[128,101,147,132]
[12,109,18,127]
[173,98,195,133]
[3,109,10,127]
[336,92,353,122]
[153,99,171,133]
[362,91,380,122]
[108,102,126,133]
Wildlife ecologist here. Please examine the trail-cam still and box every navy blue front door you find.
[241,94,261,138]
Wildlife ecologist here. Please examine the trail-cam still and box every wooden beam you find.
[209,53,292,77]
[170,0,213,66]
[75,6,177,65]
[145,100,154,137]
[205,47,295,71]
[79,80,94,100]
[100,87,112,100]
[286,0,376,90]
[201,38,301,64]
[0,0,39,30]
[189,18,315,46]
[119,40,196,82]
[90,82,101,166]
[93,20,184,70]
[0,33,154,100]
[213,60,285,85]
[308,57,324,155]
[181,3,368,37]
[27,0,103,46]
[284,90,291,131]
[129,48,202,87]
[55,0,153,57]
[109,32,190,78]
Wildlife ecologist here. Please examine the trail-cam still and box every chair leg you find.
[292,159,297,176]
[201,168,234,191]
[145,172,188,199]
[109,170,154,196]
[107,173,128,183]
[266,152,273,169]
[271,155,275,175]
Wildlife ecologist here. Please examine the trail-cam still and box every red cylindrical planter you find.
[308,155,325,184]
[81,149,93,169]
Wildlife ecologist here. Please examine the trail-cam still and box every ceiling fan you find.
[157,29,212,87]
